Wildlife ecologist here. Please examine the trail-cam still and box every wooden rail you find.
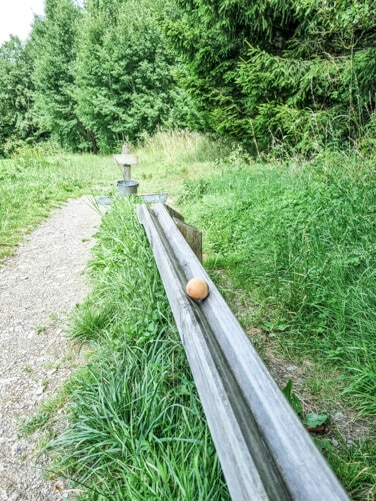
[138,202,349,501]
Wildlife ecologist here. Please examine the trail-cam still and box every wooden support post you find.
[173,218,202,262]
[166,205,185,221]
[138,202,349,501]
[113,146,138,181]
[166,205,201,261]
[123,165,131,181]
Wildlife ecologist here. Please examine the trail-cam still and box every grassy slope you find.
[179,150,376,499]
[6,134,376,498]
[0,133,226,259]
[0,144,117,259]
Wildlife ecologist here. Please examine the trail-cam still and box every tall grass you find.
[138,129,229,165]
[48,198,229,500]
[179,152,376,416]
[175,150,376,497]
[7,132,376,497]
[0,132,227,261]
[0,143,116,259]
[132,130,230,197]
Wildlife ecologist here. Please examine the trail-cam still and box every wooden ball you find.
[186,278,209,301]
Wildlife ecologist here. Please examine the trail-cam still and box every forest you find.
[1,0,376,158]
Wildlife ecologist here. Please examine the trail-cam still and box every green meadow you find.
[2,133,375,499]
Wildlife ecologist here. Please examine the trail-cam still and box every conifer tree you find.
[0,37,36,156]
[30,0,91,150]
[74,0,182,152]
[164,0,376,154]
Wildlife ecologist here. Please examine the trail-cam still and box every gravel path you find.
[0,197,102,501]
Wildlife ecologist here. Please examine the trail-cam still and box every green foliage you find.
[175,149,376,495]
[4,134,376,498]
[282,379,303,416]
[177,178,210,204]
[73,0,193,153]
[326,437,376,500]
[304,413,328,429]
[2,0,376,153]
[0,130,225,261]
[164,0,376,154]
[282,380,329,432]
[49,199,229,499]
[137,129,229,166]
[341,344,376,417]
[180,152,376,418]
[0,37,36,157]
[0,145,116,260]
[30,0,93,151]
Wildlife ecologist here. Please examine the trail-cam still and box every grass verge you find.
[0,134,227,260]
[0,143,118,260]
[178,149,376,498]
[45,197,229,500]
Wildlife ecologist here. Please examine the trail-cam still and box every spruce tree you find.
[0,37,36,156]
[30,0,92,151]
[164,0,376,154]
[74,0,182,152]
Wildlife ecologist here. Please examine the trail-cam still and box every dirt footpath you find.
[0,197,102,501]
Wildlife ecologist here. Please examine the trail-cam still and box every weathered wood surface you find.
[173,217,202,262]
[112,145,139,181]
[113,153,139,181]
[138,202,349,501]
[113,153,138,165]
[166,205,185,221]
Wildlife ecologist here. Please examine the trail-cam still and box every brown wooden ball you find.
[186,278,209,301]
